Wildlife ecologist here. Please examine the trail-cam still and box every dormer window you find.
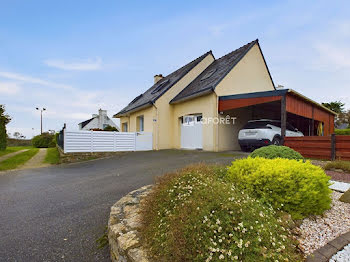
[129,94,143,105]
[151,79,170,94]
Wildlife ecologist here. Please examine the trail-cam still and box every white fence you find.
[63,130,153,153]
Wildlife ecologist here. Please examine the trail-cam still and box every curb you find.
[306,232,350,262]
[108,185,153,262]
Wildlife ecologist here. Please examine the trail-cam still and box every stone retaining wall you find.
[57,146,124,163]
[108,185,152,262]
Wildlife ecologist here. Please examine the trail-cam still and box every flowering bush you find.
[250,145,304,160]
[227,157,332,219]
[140,165,302,262]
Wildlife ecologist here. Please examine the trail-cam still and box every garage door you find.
[181,115,203,149]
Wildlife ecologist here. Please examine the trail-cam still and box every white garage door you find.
[181,115,203,149]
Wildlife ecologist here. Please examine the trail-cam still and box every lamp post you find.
[36,107,46,134]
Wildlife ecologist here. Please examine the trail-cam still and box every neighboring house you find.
[79,109,119,131]
[114,39,336,151]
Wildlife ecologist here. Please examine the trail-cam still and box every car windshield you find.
[243,121,280,129]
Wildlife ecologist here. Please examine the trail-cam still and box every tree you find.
[322,101,345,114]
[13,131,21,139]
[337,110,350,128]
[0,105,11,150]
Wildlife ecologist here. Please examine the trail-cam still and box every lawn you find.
[0,148,39,171]
[0,146,32,157]
[44,147,60,164]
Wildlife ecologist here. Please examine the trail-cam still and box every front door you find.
[181,115,203,149]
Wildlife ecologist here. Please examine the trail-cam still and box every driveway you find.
[0,150,242,262]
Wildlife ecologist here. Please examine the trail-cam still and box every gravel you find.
[296,191,350,255]
[326,170,350,183]
[329,244,350,262]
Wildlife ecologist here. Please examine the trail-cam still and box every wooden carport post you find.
[281,95,287,145]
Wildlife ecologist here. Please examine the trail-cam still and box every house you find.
[114,39,336,151]
[79,109,119,131]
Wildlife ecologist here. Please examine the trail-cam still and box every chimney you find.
[98,108,107,116]
[154,74,163,84]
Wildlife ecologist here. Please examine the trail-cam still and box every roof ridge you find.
[114,50,213,116]
[216,39,258,61]
[162,50,212,78]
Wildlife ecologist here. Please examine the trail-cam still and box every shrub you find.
[335,129,350,135]
[227,157,332,219]
[324,160,350,173]
[250,145,304,160]
[141,165,302,262]
[103,125,118,131]
[32,133,55,148]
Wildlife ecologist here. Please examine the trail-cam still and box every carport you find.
[218,89,336,144]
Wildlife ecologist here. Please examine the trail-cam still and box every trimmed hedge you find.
[32,133,56,148]
[250,145,304,160]
[227,157,332,219]
[335,129,350,135]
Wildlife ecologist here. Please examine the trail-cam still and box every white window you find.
[122,123,128,132]
[138,116,144,132]
[183,116,195,126]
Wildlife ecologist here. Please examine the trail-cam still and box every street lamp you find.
[36,107,46,134]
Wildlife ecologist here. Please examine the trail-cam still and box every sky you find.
[1,0,349,138]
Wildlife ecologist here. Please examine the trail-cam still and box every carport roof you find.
[219,89,337,115]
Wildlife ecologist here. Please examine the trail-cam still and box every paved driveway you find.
[0,150,241,262]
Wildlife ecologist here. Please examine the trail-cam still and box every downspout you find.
[152,102,159,150]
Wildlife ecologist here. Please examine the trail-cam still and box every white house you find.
[78,109,119,131]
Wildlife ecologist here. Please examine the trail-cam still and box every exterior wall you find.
[215,44,275,96]
[217,107,253,151]
[173,93,218,151]
[119,106,156,148]
[286,94,335,136]
[154,54,215,149]
[81,118,99,130]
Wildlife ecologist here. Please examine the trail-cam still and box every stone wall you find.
[57,146,124,163]
[108,185,152,262]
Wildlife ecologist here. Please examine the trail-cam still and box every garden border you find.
[108,185,152,262]
[306,231,350,262]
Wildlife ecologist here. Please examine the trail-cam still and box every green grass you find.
[0,148,39,171]
[44,147,60,164]
[0,146,32,157]
[335,129,350,135]
[324,160,350,173]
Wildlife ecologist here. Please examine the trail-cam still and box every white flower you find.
[219,254,224,259]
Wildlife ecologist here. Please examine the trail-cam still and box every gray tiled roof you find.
[114,51,212,116]
[79,117,95,128]
[170,39,258,103]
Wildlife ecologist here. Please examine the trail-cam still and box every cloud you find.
[0,82,21,95]
[44,57,102,71]
[0,71,72,89]
[312,42,350,71]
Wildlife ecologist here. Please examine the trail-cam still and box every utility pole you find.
[36,107,46,134]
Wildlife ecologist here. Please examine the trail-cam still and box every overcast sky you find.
[1,0,349,138]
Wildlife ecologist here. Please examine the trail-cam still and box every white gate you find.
[181,115,203,149]
[63,130,152,153]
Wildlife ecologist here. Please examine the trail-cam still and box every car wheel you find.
[272,136,281,146]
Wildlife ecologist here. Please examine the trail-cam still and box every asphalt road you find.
[0,150,238,262]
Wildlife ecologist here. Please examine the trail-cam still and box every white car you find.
[238,119,304,151]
